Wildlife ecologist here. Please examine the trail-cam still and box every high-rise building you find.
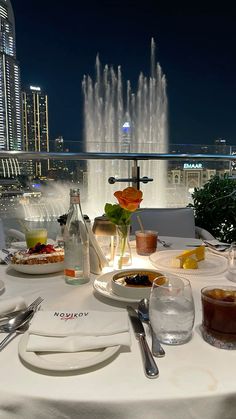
[53,135,66,172]
[0,0,22,150]
[22,85,49,177]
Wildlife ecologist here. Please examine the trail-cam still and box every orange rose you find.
[114,187,143,212]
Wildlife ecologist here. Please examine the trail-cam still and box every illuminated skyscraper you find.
[0,0,22,150]
[22,86,49,177]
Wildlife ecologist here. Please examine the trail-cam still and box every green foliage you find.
[104,203,132,226]
[189,175,236,243]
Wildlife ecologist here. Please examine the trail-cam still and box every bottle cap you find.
[70,188,80,196]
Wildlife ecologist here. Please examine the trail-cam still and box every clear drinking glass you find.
[25,228,47,249]
[227,243,236,282]
[149,274,195,345]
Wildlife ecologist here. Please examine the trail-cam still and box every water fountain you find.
[82,38,168,215]
[3,39,168,231]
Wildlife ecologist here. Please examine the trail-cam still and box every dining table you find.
[0,236,236,419]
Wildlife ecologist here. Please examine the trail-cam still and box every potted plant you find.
[189,174,236,243]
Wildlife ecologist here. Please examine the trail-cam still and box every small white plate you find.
[18,332,120,372]
[94,271,143,302]
[150,249,228,275]
[0,280,5,293]
[10,261,64,275]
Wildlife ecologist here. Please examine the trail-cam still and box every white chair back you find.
[131,207,196,238]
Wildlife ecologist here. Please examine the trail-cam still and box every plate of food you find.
[10,243,64,275]
[93,268,165,302]
[149,247,228,275]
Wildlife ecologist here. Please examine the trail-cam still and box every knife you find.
[127,306,159,379]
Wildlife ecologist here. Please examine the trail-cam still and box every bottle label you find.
[70,196,80,204]
[64,268,83,278]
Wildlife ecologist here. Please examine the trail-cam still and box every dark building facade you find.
[0,0,22,150]
[22,86,49,177]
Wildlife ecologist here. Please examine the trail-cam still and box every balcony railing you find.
[0,148,235,239]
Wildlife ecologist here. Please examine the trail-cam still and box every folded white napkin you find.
[27,310,130,352]
[0,296,26,315]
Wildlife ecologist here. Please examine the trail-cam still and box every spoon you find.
[157,238,172,248]
[0,309,34,351]
[0,296,43,327]
[138,298,165,358]
[0,309,34,333]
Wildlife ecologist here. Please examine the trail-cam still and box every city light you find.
[30,86,41,91]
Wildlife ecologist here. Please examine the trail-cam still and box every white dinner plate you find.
[93,271,143,302]
[149,249,228,275]
[0,280,5,293]
[18,332,120,372]
[10,261,64,275]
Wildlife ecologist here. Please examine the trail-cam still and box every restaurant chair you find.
[131,207,215,239]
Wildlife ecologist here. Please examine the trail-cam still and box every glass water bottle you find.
[64,188,90,285]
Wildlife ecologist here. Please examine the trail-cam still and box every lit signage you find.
[122,122,131,133]
[30,86,41,91]
[183,163,203,170]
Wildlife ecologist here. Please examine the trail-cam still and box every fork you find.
[0,321,31,351]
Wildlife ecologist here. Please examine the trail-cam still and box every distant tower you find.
[0,0,22,150]
[54,135,64,153]
[54,136,66,171]
[22,86,49,177]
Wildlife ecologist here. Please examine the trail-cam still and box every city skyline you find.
[0,0,21,150]
[9,1,236,149]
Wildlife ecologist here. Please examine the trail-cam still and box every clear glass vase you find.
[114,224,132,269]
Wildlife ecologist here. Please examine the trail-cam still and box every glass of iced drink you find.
[135,230,158,256]
[201,286,236,347]
[149,274,195,345]
[25,228,47,249]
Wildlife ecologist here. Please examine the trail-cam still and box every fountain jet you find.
[82,38,168,215]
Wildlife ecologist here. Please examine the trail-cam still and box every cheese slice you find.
[171,246,205,268]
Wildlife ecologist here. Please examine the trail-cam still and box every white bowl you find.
[10,261,64,275]
[111,269,164,299]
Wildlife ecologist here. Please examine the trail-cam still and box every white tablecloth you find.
[0,237,236,419]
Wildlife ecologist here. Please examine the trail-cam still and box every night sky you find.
[10,1,236,149]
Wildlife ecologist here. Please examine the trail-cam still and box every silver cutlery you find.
[0,309,34,351]
[0,296,43,325]
[157,238,171,248]
[127,306,159,378]
[138,298,165,358]
[204,241,231,252]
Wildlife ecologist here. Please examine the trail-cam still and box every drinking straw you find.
[137,215,145,233]
[17,219,30,232]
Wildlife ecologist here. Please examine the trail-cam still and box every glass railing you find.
[0,145,235,240]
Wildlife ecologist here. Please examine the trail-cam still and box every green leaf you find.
[104,203,132,225]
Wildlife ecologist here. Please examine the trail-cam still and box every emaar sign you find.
[183,163,203,170]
